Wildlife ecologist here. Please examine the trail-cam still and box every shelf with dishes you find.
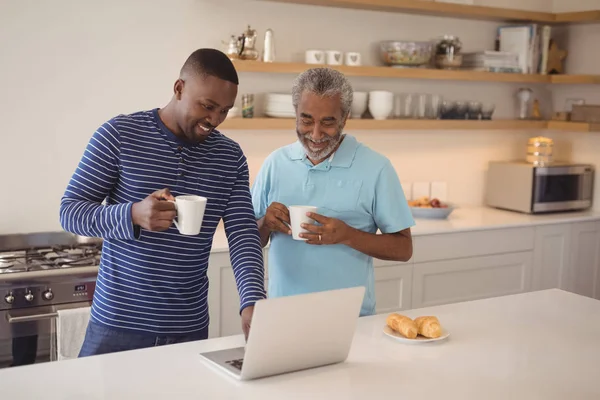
[259,0,599,24]
[220,118,600,131]
[223,93,600,132]
[233,60,599,85]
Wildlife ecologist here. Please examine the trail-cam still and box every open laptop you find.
[199,286,365,381]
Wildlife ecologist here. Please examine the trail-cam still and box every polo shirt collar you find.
[288,134,359,169]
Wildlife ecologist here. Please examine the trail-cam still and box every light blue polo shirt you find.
[251,134,415,316]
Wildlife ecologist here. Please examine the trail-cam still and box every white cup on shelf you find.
[326,50,343,65]
[345,52,362,66]
[305,50,325,64]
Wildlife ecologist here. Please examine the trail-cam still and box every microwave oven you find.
[485,161,594,214]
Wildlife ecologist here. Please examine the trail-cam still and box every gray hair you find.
[291,68,353,118]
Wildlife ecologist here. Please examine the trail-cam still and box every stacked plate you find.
[265,93,295,118]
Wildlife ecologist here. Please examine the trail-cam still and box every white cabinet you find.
[532,224,571,291]
[412,251,533,308]
[373,260,413,313]
[567,221,600,299]
[207,219,600,339]
[411,227,535,308]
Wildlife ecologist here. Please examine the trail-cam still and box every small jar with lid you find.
[435,35,463,70]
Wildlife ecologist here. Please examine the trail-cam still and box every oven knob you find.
[4,293,14,304]
[42,290,54,301]
[24,291,34,302]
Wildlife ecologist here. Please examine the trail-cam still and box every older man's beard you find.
[297,127,344,161]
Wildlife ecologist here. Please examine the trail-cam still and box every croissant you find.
[386,313,418,339]
[414,316,442,338]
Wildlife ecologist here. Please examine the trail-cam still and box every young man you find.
[251,68,414,316]
[60,49,265,356]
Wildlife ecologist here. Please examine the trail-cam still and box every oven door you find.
[532,165,594,213]
[0,301,91,367]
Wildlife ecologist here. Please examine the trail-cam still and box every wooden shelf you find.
[550,75,600,84]
[221,118,549,130]
[234,61,550,83]
[261,0,599,23]
[554,10,600,23]
[261,0,555,22]
[234,60,599,85]
[547,121,600,132]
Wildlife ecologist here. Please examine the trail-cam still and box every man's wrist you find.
[341,225,360,247]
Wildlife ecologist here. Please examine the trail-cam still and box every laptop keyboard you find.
[226,358,244,371]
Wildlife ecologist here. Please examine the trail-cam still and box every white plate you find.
[265,111,296,118]
[383,325,450,344]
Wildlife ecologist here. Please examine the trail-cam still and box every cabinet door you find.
[208,250,269,338]
[373,262,413,313]
[532,224,571,291]
[568,221,600,299]
[207,251,243,338]
[412,251,534,308]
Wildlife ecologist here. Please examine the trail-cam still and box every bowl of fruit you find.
[408,197,455,219]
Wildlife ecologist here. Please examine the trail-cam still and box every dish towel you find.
[56,306,91,361]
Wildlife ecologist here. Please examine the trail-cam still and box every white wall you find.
[0,0,598,234]
[553,0,600,12]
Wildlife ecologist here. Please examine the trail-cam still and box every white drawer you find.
[413,227,535,263]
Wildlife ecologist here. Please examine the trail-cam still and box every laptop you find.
[199,286,365,381]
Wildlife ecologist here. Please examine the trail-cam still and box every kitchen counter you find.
[211,206,600,252]
[1,289,599,399]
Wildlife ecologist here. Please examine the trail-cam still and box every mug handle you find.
[283,207,292,230]
[168,200,180,231]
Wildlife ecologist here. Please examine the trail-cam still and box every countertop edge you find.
[209,207,600,253]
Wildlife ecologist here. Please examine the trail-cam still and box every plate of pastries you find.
[384,313,450,343]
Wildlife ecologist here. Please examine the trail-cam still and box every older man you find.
[251,68,414,316]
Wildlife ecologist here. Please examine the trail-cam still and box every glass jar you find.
[435,35,462,56]
[242,94,254,118]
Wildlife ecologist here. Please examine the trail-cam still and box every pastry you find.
[386,313,418,339]
[414,316,442,338]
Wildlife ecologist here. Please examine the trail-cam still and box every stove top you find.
[0,244,101,274]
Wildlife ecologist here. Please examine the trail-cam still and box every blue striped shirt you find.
[60,109,265,335]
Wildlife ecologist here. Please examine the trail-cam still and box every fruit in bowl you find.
[408,197,454,219]
[408,196,448,208]
[380,41,434,67]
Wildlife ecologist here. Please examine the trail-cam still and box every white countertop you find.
[2,289,599,399]
[211,206,600,252]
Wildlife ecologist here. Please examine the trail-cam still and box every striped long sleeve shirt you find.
[60,109,266,335]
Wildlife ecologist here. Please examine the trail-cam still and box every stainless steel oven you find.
[485,161,594,214]
[0,232,100,367]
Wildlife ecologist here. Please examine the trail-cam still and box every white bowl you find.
[226,107,241,119]
[351,92,368,118]
[410,204,455,219]
[368,91,394,120]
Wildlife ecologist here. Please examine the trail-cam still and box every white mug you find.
[305,50,325,64]
[288,205,318,241]
[345,52,362,66]
[326,50,343,65]
[170,195,207,235]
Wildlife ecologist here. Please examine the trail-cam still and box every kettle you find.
[223,25,259,61]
